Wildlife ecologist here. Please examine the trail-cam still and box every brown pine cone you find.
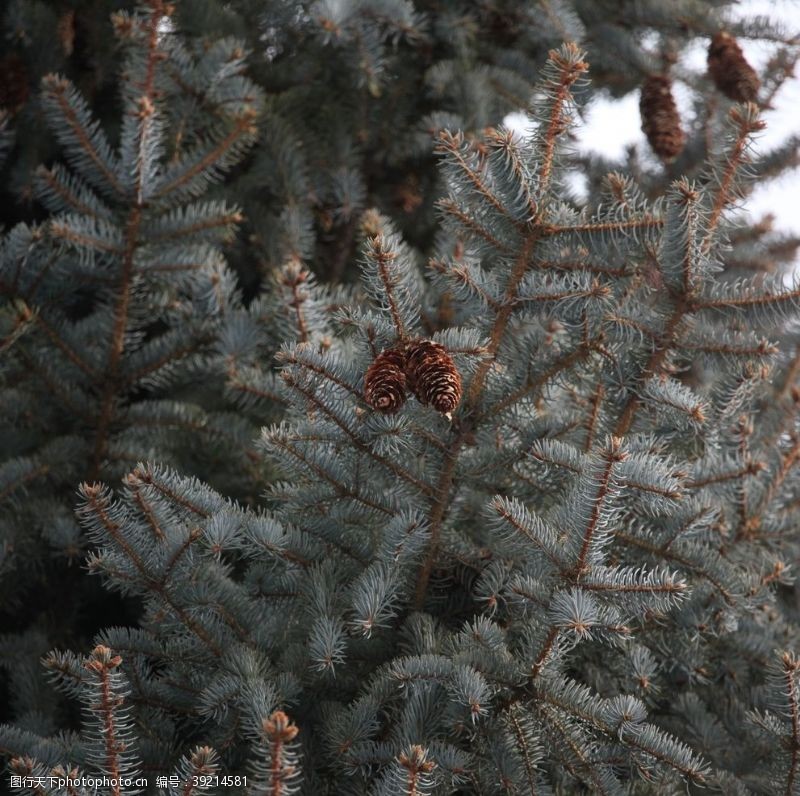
[405,340,462,417]
[708,32,760,103]
[364,348,407,414]
[640,74,685,162]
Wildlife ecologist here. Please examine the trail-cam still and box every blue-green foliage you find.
[0,3,266,610]
[2,1,800,795]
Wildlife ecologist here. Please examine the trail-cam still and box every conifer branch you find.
[541,688,707,783]
[681,338,778,357]
[531,626,560,679]
[701,104,765,256]
[436,198,514,255]
[152,110,258,200]
[49,221,123,254]
[148,209,244,242]
[35,164,103,218]
[277,350,361,399]
[30,314,98,378]
[22,252,68,300]
[574,439,623,576]
[0,463,50,504]
[482,342,595,420]
[281,372,434,497]
[260,711,300,796]
[615,530,735,604]
[430,258,503,310]
[436,130,527,232]
[0,301,33,353]
[508,704,540,794]
[90,3,163,479]
[89,211,142,480]
[122,340,207,386]
[613,301,686,437]
[80,484,224,656]
[679,182,701,298]
[163,527,202,578]
[738,436,800,541]
[135,259,204,273]
[735,417,752,536]
[462,48,587,411]
[227,363,287,406]
[125,467,311,572]
[539,704,615,795]
[16,348,92,421]
[489,496,567,570]
[280,264,311,343]
[52,766,85,796]
[179,747,219,796]
[4,6,799,791]
[127,465,212,518]
[516,281,610,304]
[397,745,436,796]
[41,76,124,196]
[9,758,49,796]
[370,234,407,340]
[622,476,682,499]
[127,478,166,541]
[265,432,395,516]
[775,345,800,402]
[584,383,604,451]
[657,508,716,552]
[543,259,629,276]
[540,217,663,237]
[579,577,686,597]
[413,441,461,608]
[83,646,127,794]
[784,652,800,796]
[696,284,800,311]
[687,462,763,490]
[509,581,548,608]
[609,314,661,341]
[537,45,587,198]
[465,232,542,409]
[486,126,538,219]
[527,446,581,474]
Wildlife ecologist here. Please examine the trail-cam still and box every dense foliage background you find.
[1,1,800,793]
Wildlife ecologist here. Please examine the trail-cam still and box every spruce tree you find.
[1,1,800,794]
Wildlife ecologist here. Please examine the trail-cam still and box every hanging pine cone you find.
[708,32,760,103]
[640,74,685,162]
[0,53,29,115]
[405,340,462,417]
[364,348,407,414]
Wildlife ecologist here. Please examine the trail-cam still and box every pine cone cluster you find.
[640,74,685,162]
[708,32,760,103]
[364,340,462,418]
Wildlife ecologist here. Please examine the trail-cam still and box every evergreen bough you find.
[1,1,800,794]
